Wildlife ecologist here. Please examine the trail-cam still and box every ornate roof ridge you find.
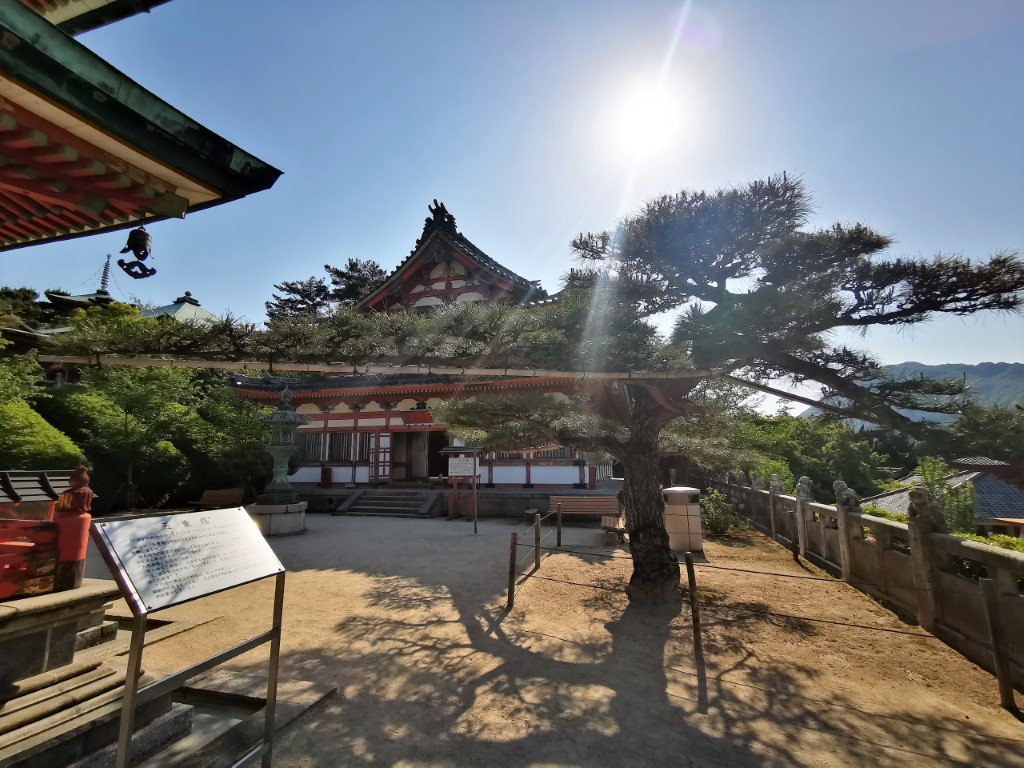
[357,200,546,309]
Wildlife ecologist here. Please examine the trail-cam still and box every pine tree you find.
[446,175,1024,600]
[265,259,385,320]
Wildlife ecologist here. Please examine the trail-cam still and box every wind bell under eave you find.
[117,224,156,279]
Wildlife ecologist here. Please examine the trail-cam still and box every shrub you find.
[860,504,907,523]
[0,399,84,469]
[917,456,975,533]
[954,533,1024,554]
[700,489,744,535]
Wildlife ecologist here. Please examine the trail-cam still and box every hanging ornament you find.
[117,224,156,279]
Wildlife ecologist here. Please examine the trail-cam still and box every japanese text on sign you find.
[92,507,283,614]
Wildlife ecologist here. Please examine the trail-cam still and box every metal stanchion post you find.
[507,533,517,609]
[534,512,541,569]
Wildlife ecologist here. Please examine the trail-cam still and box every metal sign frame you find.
[90,508,286,768]
[440,447,481,535]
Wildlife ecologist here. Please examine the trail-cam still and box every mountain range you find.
[884,362,1023,409]
[799,361,1023,422]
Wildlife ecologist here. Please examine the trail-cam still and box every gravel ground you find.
[123,514,1024,767]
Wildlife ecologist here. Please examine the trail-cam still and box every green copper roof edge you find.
[56,0,174,37]
[0,2,282,199]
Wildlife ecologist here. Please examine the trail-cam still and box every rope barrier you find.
[525,574,965,639]
[516,511,558,542]
[531,545,1017,597]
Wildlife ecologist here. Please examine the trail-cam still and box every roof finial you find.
[426,199,458,234]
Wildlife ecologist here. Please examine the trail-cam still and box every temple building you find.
[230,202,613,489]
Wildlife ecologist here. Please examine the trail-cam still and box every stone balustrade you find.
[703,474,1024,693]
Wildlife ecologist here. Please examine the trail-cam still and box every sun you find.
[614,84,679,159]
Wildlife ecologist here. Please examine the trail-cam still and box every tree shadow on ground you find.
[221,527,1024,767]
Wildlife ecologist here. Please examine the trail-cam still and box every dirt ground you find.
[119,515,1024,767]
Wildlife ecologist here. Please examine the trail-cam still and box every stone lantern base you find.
[246,500,307,537]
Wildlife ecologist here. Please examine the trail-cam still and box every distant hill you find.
[800,361,1024,422]
[884,362,1024,409]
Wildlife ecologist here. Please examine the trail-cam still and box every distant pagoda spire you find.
[99,254,111,294]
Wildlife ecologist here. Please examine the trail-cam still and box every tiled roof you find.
[229,373,471,391]
[952,456,1011,467]
[861,471,1024,521]
[972,474,1024,520]
[0,470,74,504]
[357,203,547,309]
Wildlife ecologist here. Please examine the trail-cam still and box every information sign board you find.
[448,457,477,477]
[91,507,283,614]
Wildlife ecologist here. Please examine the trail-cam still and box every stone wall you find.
[701,473,1024,693]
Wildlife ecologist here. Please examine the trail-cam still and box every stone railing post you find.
[832,480,859,583]
[906,487,944,632]
[906,520,937,631]
[795,476,813,556]
[768,474,781,542]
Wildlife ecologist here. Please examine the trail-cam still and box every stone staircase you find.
[333,490,440,519]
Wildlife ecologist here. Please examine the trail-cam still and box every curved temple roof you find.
[0,2,281,251]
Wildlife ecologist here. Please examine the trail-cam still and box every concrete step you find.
[74,620,118,652]
[354,501,425,507]
[335,490,440,518]
[345,512,428,519]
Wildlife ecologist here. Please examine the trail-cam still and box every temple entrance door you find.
[409,432,428,479]
[390,433,409,480]
[427,431,448,476]
[370,432,391,483]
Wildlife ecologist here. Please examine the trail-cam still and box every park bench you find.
[187,488,245,510]
[549,495,627,539]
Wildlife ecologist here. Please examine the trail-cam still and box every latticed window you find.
[534,447,570,459]
[328,433,353,462]
[355,432,371,461]
[296,432,324,463]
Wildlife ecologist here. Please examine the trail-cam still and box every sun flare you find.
[614,85,679,158]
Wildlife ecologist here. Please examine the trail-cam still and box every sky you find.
[2,0,1023,369]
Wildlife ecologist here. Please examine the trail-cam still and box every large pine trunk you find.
[620,394,680,602]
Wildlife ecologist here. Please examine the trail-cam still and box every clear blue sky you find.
[3,0,1022,367]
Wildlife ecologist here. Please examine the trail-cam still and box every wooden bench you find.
[187,488,245,510]
[600,513,628,543]
[549,495,620,519]
[549,496,627,542]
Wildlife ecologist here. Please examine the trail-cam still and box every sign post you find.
[90,507,286,767]
[442,447,482,535]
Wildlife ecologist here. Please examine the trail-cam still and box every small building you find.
[861,457,1024,538]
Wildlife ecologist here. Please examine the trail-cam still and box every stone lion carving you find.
[833,480,862,514]
[770,473,782,494]
[908,487,948,533]
[751,471,765,491]
[796,476,814,500]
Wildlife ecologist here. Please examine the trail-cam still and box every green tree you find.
[325,258,387,306]
[265,259,385,320]
[942,402,1024,465]
[917,456,976,533]
[0,399,84,469]
[445,176,1023,600]
[38,176,1024,600]
[735,412,889,501]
